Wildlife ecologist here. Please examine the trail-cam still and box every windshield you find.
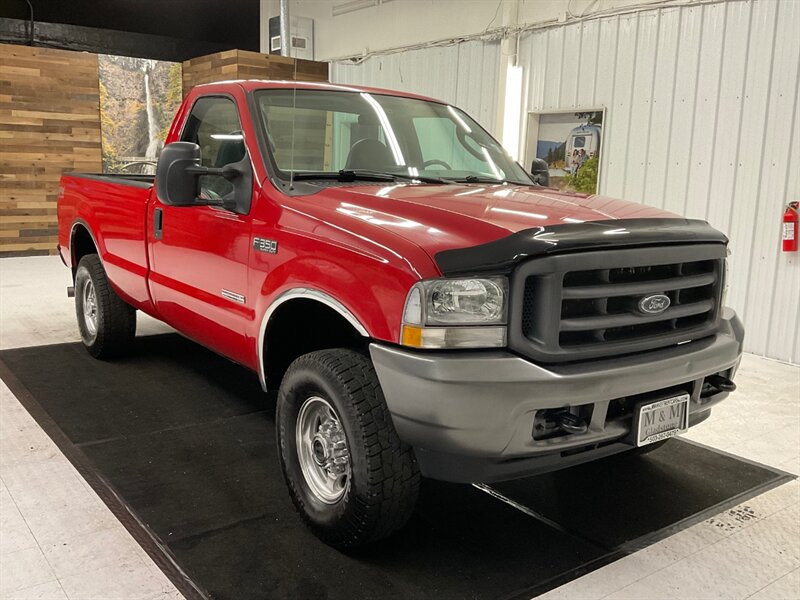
[254,89,532,185]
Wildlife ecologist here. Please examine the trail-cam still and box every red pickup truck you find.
[58,80,743,548]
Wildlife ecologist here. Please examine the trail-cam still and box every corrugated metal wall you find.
[331,40,501,135]
[329,1,799,364]
[519,0,800,363]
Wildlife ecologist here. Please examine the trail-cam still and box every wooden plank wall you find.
[182,49,328,96]
[0,43,102,257]
[0,44,327,258]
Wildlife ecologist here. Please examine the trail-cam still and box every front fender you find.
[250,253,409,343]
[248,247,424,390]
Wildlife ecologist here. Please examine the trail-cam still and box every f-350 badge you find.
[253,237,278,254]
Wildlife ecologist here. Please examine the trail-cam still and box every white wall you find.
[296,0,800,364]
[517,0,800,364]
[331,40,502,134]
[264,0,684,61]
[297,0,500,61]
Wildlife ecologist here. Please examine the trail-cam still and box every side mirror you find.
[529,158,550,187]
[155,141,253,214]
[155,142,202,206]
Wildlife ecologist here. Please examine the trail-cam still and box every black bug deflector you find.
[434,218,728,276]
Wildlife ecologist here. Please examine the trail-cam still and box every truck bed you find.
[58,172,154,309]
[67,172,155,188]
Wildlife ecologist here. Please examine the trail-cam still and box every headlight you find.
[401,277,508,349]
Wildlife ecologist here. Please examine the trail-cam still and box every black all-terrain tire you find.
[74,254,136,359]
[277,348,420,549]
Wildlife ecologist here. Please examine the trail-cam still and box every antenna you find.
[288,2,298,191]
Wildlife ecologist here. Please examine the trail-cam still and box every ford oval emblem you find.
[638,294,671,314]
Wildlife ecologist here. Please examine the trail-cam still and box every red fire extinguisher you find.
[784,201,799,252]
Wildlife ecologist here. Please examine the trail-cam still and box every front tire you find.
[74,254,136,358]
[277,349,420,548]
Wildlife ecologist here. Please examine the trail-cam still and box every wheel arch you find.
[258,288,370,391]
[69,220,101,278]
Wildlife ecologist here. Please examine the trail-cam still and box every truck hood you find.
[315,182,679,259]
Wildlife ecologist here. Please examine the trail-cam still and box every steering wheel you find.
[422,159,452,170]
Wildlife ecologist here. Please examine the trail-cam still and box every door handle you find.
[154,208,163,240]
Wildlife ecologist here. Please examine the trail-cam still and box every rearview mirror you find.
[529,158,550,187]
[155,142,202,206]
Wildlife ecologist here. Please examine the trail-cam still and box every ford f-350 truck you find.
[57,80,743,548]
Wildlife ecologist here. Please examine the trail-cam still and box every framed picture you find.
[525,109,605,194]
[98,55,183,174]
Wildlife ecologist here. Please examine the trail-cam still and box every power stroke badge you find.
[253,237,278,254]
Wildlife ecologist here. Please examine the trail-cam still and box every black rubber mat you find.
[0,335,792,600]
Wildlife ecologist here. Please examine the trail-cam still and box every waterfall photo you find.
[98,55,182,174]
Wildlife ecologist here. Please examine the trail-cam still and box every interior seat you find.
[345,138,393,171]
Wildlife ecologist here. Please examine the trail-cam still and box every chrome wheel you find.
[82,278,98,340]
[295,396,350,504]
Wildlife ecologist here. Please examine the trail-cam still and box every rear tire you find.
[74,254,136,359]
[277,348,420,548]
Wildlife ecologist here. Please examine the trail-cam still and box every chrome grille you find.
[510,245,726,362]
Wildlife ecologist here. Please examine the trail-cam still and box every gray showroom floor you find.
[1,256,798,600]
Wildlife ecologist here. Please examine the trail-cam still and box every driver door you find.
[148,95,254,365]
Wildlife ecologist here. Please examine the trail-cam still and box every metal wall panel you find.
[329,2,798,363]
[330,40,501,134]
[520,0,800,364]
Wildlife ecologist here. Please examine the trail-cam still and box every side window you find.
[414,117,456,164]
[182,97,246,200]
[412,117,494,175]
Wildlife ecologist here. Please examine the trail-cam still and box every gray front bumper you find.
[370,309,744,483]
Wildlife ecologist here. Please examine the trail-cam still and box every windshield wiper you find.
[291,169,451,185]
[291,170,394,182]
[448,175,535,186]
[382,171,451,184]
[446,175,505,184]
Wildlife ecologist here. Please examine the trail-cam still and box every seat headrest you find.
[345,139,394,171]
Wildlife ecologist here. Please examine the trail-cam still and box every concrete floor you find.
[1,256,798,600]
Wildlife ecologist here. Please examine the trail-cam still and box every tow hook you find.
[558,412,588,435]
[706,374,737,393]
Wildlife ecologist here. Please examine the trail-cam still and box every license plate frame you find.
[632,393,690,447]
